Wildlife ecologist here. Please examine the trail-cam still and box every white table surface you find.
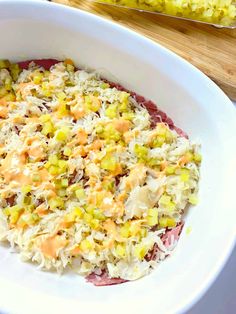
[188,101,236,314]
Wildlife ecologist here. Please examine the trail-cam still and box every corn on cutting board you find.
[53,0,236,100]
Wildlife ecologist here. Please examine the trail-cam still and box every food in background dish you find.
[0,59,201,285]
[96,0,236,26]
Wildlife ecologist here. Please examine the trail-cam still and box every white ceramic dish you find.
[0,1,236,314]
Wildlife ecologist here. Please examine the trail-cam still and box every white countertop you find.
[188,101,236,314]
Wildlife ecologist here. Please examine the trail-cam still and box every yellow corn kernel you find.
[105,146,116,154]
[147,158,159,167]
[134,144,148,160]
[93,209,105,221]
[147,208,158,226]
[10,211,21,224]
[90,218,100,229]
[180,168,190,182]
[64,212,76,223]
[67,183,79,193]
[23,195,31,205]
[130,222,141,236]
[3,207,11,216]
[105,104,117,118]
[80,239,93,252]
[166,166,175,175]
[119,91,130,104]
[55,127,70,142]
[95,124,103,134]
[57,103,68,117]
[54,179,64,189]
[85,95,101,112]
[140,228,147,238]
[58,160,67,172]
[168,201,176,211]
[41,121,54,136]
[152,135,165,148]
[115,243,126,258]
[73,207,83,218]
[42,88,51,97]
[83,212,93,224]
[65,208,82,223]
[159,194,172,206]
[57,92,66,101]
[48,165,59,175]
[100,156,117,171]
[21,185,31,194]
[49,197,64,210]
[159,194,175,211]
[61,178,68,187]
[33,74,43,84]
[185,151,193,162]
[7,205,23,224]
[63,147,72,156]
[85,206,94,215]
[100,82,109,89]
[122,112,134,121]
[159,216,176,228]
[11,205,22,212]
[48,154,58,165]
[119,93,131,110]
[189,195,198,205]
[156,123,168,135]
[75,188,86,200]
[194,153,202,163]
[40,114,51,123]
[134,244,148,260]
[103,124,121,141]
[26,204,35,213]
[19,213,39,226]
[44,161,51,169]
[120,223,130,238]
[41,82,51,95]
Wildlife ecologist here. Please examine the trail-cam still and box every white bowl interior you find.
[0,1,236,314]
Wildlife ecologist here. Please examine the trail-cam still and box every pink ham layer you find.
[86,271,128,286]
[18,59,186,286]
[145,222,184,262]
[86,223,184,286]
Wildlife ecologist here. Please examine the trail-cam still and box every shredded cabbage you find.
[0,59,201,281]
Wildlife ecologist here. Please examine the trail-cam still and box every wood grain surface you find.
[53,0,236,100]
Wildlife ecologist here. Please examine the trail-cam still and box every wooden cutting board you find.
[53,0,236,100]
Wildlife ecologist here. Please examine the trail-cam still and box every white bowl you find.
[0,1,236,313]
